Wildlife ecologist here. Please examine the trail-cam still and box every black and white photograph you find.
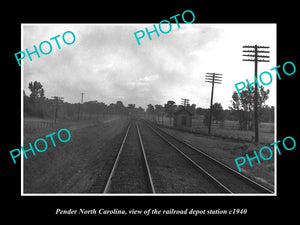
[21,23,276,195]
[4,5,298,220]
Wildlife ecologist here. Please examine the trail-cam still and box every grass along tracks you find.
[23,116,129,193]
[23,116,273,194]
[143,120,273,194]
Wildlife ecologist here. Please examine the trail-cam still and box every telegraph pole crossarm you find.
[242,45,270,143]
[181,98,190,109]
[51,96,64,124]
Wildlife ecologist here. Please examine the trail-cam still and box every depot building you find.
[173,108,192,128]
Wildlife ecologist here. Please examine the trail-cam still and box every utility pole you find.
[78,92,84,120]
[181,98,190,109]
[51,96,64,124]
[242,45,270,143]
[205,73,222,134]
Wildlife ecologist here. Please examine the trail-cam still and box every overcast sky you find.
[22,23,276,109]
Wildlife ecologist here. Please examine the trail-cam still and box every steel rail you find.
[103,123,132,193]
[136,122,156,193]
[103,121,156,194]
[145,122,233,193]
[175,135,273,193]
[146,120,273,194]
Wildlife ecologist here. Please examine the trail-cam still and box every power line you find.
[78,92,84,120]
[205,72,223,134]
[80,92,84,104]
[181,98,190,108]
[51,96,64,124]
[242,45,270,143]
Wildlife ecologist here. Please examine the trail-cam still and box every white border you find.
[21,24,24,195]
[21,23,277,196]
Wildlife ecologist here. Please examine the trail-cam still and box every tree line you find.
[24,81,146,121]
[24,81,274,130]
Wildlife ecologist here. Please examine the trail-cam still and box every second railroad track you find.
[102,119,273,194]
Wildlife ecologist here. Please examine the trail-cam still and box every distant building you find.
[173,109,192,128]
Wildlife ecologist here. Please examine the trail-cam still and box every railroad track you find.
[103,121,155,193]
[102,119,273,194]
[143,120,273,194]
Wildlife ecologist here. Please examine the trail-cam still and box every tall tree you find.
[229,91,244,130]
[28,81,45,102]
[147,104,155,120]
[212,102,224,123]
[230,86,270,130]
[155,104,165,123]
[164,100,176,125]
[26,81,46,118]
[116,101,125,114]
[127,104,136,115]
[186,103,196,115]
